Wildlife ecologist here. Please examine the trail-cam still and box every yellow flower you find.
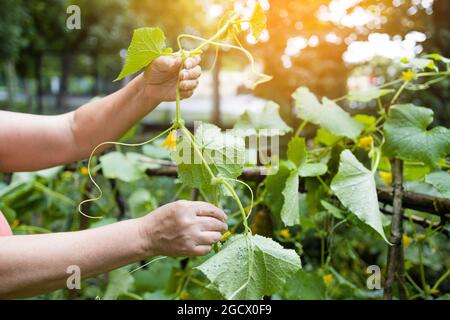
[80,166,89,177]
[323,274,333,287]
[379,171,392,187]
[402,70,416,82]
[402,234,411,249]
[357,136,373,151]
[161,130,177,151]
[180,290,189,300]
[279,229,290,240]
[221,231,232,241]
[11,219,20,229]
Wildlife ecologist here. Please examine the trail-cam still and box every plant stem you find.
[431,269,450,293]
[221,179,250,235]
[180,126,216,180]
[390,81,409,105]
[295,120,308,137]
[418,240,429,295]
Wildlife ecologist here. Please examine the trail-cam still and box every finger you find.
[184,57,199,69]
[180,90,194,99]
[192,245,212,256]
[180,65,201,80]
[180,79,199,91]
[195,202,227,221]
[153,56,182,72]
[196,232,222,245]
[197,217,228,232]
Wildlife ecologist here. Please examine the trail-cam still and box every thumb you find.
[152,56,182,72]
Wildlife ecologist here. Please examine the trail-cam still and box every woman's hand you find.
[140,200,228,257]
[142,55,202,103]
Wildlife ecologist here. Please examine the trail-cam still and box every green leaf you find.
[353,114,377,133]
[299,163,328,177]
[404,161,430,181]
[293,87,364,140]
[283,270,326,300]
[249,2,266,40]
[100,152,143,182]
[348,88,394,103]
[36,166,64,180]
[264,161,292,220]
[115,27,169,81]
[104,268,134,300]
[383,104,450,166]
[281,171,300,226]
[320,200,345,219]
[142,143,170,160]
[287,137,306,168]
[425,53,450,64]
[173,124,245,194]
[314,128,342,146]
[233,101,291,137]
[331,150,389,243]
[196,234,301,300]
[425,171,450,198]
[128,189,158,218]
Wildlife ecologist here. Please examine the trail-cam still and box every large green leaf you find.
[292,87,364,140]
[383,104,449,166]
[425,171,450,199]
[196,234,301,300]
[233,101,291,137]
[115,27,171,81]
[100,152,143,182]
[172,124,245,194]
[104,268,134,300]
[299,163,328,177]
[264,161,292,221]
[281,171,300,226]
[348,88,393,103]
[128,188,158,218]
[331,150,389,242]
[283,270,326,300]
[287,137,306,168]
[249,2,266,40]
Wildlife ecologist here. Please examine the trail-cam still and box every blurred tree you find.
[17,0,67,112]
[53,0,136,109]
[0,0,28,106]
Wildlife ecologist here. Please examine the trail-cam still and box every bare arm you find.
[0,201,227,299]
[0,56,201,172]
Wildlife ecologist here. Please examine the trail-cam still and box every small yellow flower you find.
[279,229,290,240]
[357,136,373,151]
[323,274,333,287]
[180,290,189,300]
[11,219,20,229]
[80,166,89,177]
[402,234,411,249]
[402,70,416,82]
[379,171,392,187]
[161,130,177,151]
[221,231,232,241]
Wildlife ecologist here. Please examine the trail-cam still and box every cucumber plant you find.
[78,2,450,300]
[80,3,302,300]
